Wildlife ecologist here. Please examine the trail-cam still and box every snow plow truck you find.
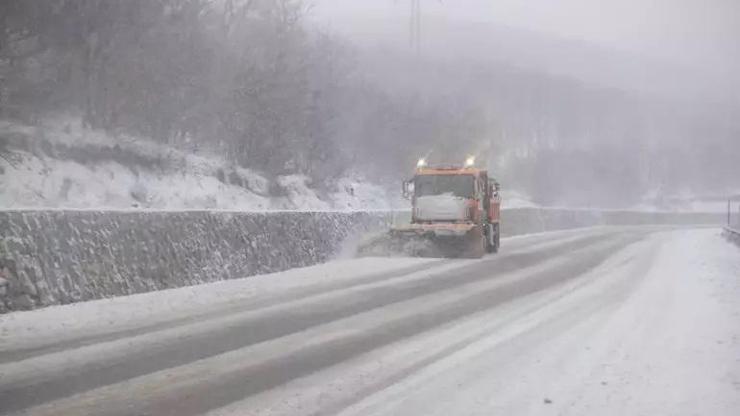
[360,157,501,258]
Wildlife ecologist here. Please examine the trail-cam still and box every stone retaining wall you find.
[0,209,723,312]
[0,211,389,312]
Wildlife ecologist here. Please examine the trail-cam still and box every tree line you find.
[1,0,349,179]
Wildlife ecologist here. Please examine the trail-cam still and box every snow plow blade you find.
[356,224,485,258]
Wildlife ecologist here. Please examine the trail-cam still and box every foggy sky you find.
[312,0,740,101]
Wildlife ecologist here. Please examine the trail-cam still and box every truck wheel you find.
[465,227,486,258]
[487,223,499,254]
[494,223,500,252]
[485,225,494,253]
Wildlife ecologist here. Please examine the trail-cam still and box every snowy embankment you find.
[2,117,733,213]
[0,117,397,211]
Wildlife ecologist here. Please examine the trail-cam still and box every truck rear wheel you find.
[486,223,500,254]
[465,227,486,258]
[495,224,501,251]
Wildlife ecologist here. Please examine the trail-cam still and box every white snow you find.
[0,228,591,353]
[330,229,740,416]
[3,228,738,415]
[0,152,274,210]
[275,174,332,210]
[3,118,730,214]
[0,117,395,210]
[331,175,400,211]
[0,257,436,352]
[501,189,539,209]
[415,194,467,221]
[197,228,739,416]
[633,187,740,213]
[631,199,732,213]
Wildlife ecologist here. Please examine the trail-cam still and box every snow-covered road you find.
[1,227,738,415]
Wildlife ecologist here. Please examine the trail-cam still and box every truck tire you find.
[465,227,486,258]
[485,224,494,253]
[486,223,499,254]
[494,223,500,252]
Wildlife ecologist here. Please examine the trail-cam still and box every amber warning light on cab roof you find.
[415,156,476,169]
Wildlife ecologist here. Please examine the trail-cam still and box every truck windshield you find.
[415,174,474,198]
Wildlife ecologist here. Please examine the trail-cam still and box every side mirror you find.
[402,180,414,199]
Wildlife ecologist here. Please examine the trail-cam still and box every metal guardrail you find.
[723,197,740,244]
[726,196,740,229]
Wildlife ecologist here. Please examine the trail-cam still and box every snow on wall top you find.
[0,117,396,211]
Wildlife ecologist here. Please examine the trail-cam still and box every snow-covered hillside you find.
[0,117,396,211]
[9,117,725,214]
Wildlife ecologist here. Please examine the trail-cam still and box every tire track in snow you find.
[2,230,649,415]
[0,225,588,363]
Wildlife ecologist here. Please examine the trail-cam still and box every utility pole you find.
[409,0,421,55]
